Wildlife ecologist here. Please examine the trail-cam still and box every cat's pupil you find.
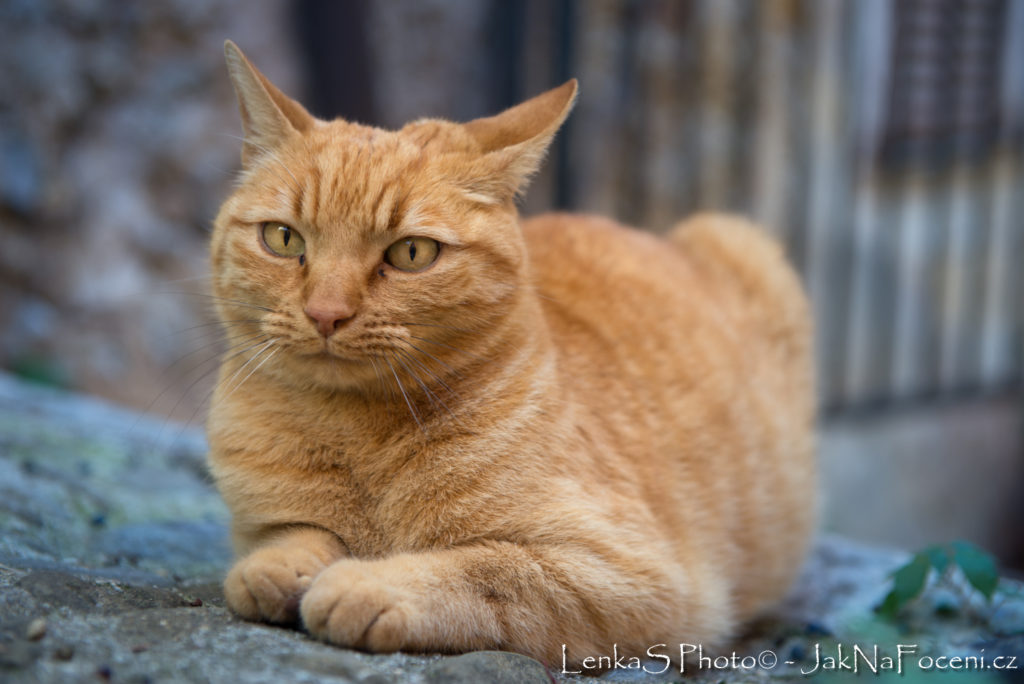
[282,228,290,246]
[409,242,417,261]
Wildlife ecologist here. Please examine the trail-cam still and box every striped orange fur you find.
[208,40,817,667]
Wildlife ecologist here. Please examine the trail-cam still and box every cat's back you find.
[522,211,815,620]
[521,210,812,462]
[522,211,809,367]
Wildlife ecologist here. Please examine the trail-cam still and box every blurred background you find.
[0,0,1021,568]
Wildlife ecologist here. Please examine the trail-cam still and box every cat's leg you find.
[224,525,347,625]
[300,540,730,665]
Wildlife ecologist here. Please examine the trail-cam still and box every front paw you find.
[224,546,329,625]
[300,560,422,652]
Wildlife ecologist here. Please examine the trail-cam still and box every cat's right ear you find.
[224,40,315,167]
[460,79,578,203]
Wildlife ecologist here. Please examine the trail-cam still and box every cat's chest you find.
[212,427,464,557]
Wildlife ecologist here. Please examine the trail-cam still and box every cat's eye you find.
[385,237,440,272]
[261,222,306,258]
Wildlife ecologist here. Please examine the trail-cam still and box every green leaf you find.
[9,355,70,389]
[876,589,902,619]
[952,540,998,600]
[876,553,930,617]
[893,553,932,599]
[924,544,950,574]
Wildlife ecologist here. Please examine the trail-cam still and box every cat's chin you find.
[274,351,381,394]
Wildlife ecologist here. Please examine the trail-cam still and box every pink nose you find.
[304,303,356,338]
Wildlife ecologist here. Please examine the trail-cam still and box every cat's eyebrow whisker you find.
[383,354,423,431]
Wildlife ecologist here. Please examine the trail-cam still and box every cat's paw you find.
[300,560,423,652]
[224,546,330,625]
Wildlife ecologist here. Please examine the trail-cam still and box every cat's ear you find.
[224,40,315,167]
[461,79,578,203]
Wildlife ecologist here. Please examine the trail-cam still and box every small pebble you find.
[131,644,148,653]
[53,645,74,661]
[25,618,47,641]
[188,597,203,607]
[804,621,832,636]
[96,664,113,681]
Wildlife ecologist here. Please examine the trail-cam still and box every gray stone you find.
[98,520,232,568]
[0,640,43,670]
[424,651,552,683]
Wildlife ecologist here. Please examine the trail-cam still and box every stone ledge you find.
[0,372,1019,683]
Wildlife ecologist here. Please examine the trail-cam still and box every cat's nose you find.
[304,303,356,338]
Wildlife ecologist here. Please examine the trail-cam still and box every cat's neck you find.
[372,287,554,429]
[250,280,556,440]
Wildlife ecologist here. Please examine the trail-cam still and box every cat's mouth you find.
[306,346,345,360]
[300,344,363,365]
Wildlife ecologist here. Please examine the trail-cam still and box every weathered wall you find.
[0,0,300,417]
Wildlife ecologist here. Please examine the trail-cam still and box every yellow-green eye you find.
[385,237,440,272]
[261,222,306,258]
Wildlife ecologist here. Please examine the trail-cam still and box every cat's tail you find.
[667,213,789,297]
[667,212,809,341]
[668,210,814,417]
[669,214,818,621]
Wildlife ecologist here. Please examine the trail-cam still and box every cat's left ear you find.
[224,40,316,168]
[461,80,578,203]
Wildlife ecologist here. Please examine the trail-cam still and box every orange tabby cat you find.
[207,40,816,667]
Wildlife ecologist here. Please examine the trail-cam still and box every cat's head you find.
[211,41,576,395]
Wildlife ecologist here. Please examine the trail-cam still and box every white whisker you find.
[400,339,463,379]
[368,355,394,403]
[224,345,280,401]
[161,291,275,312]
[384,354,423,431]
[406,335,488,363]
[219,338,276,399]
[393,348,458,423]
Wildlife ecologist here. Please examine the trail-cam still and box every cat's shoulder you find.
[520,211,666,256]
[519,210,787,277]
